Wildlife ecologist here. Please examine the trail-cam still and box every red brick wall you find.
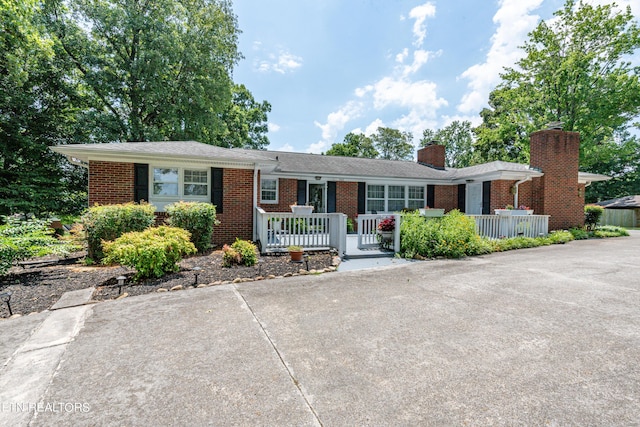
[336,181,358,225]
[214,169,254,245]
[88,161,135,205]
[434,185,458,212]
[530,130,583,230]
[258,177,297,212]
[491,180,514,213]
[417,145,445,168]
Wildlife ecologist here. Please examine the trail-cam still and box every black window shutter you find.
[457,184,466,213]
[211,168,223,213]
[427,185,435,208]
[482,181,492,215]
[327,181,337,213]
[357,182,366,214]
[297,180,307,205]
[134,163,149,203]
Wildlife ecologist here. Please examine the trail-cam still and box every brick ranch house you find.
[53,128,608,245]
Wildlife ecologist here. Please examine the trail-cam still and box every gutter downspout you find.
[253,166,259,241]
[513,176,532,208]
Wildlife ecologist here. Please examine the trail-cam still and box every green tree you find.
[0,0,87,216]
[419,121,475,168]
[371,127,414,161]
[45,0,243,144]
[325,132,379,158]
[218,84,271,149]
[474,0,640,198]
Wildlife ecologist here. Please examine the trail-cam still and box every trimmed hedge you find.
[166,201,219,252]
[584,205,604,231]
[102,226,196,280]
[82,203,156,261]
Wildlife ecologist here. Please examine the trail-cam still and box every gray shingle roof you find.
[52,141,275,163]
[596,195,640,209]
[450,161,538,178]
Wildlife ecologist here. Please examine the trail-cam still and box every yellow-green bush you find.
[102,226,196,280]
[82,203,156,261]
[166,201,219,252]
[222,238,258,267]
[400,210,489,259]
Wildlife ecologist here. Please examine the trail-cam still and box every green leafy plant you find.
[346,217,355,233]
[82,203,156,261]
[0,216,82,275]
[569,227,589,240]
[222,239,258,267]
[400,210,488,259]
[166,201,219,252]
[584,205,604,231]
[102,226,196,280]
[593,225,629,238]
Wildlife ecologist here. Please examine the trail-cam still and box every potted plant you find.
[287,245,304,262]
[377,216,395,238]
[512,205,534,215]
[418,206,445,217]
[495,204,514,215]
[290,204,313,215]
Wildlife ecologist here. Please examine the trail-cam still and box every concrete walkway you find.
[1,232,639,426]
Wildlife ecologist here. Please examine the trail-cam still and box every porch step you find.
[343,251,395,260]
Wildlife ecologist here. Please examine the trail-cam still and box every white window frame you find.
[366,184,427,212]
[150,166,210,211]
[407,185,426,209]
[260,177,279,204]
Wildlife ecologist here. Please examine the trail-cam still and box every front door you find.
[308,183,326,213]
[466,183,483,215]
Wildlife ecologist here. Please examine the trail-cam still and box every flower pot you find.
[495,209,513,216]
[289,250,304,262]
[511,209,534,215]
[291,205,313,215]
[419,208,445,217]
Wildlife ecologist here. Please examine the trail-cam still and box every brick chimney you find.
[529,129,583,230]
[417,143,445,169]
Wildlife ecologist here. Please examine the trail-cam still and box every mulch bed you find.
[0,250,337,319]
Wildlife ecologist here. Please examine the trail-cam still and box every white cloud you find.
[256,50,303,74]
[440,114,483,128]
[369,77,447,114]
[396,48,409,63]
[267,122,280,132]
[457,0,544,114]
[306,141,330,154]
[402,49,439,76]
[409,2,436,47]
[364,119,385,136]
[313,101,363,144]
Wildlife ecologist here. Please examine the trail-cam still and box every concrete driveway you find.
[1,232,639,426]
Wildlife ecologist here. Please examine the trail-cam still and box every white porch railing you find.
[469,214,549,239]
[357,214,401,253]
[255,207,346,256]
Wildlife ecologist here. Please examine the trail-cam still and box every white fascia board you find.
[270,171,444,185]
[578,172,611,184]
[451,170,543,184]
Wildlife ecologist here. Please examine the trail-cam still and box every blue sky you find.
[232,0,640,154]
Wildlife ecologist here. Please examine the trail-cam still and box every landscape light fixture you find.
[116,276,126,295]
[192,266,202,286]
[257,258,265,276]
[0,291,12,316]
[304,253,310,271]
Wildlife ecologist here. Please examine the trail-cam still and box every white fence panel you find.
[470,215,549,239]
[357,214,401,252]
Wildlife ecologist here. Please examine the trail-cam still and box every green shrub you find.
[593,225,629,238]
[0,217,82,275]
[222,238,258,267]
[400,210,487,259]
[569,227,589,240]
[102,226,196,280]
[584,205,604,231]
[545,230,574,244]
[82,203,156,261]
[166,201,219,252]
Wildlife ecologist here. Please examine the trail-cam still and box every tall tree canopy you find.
[325,132,379,158]
[45,0,244,144]
[0,0,86,216]
[218,84,271,149]
[420,121,475,168]
[474,0,640,200]
[371,127,414,161]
